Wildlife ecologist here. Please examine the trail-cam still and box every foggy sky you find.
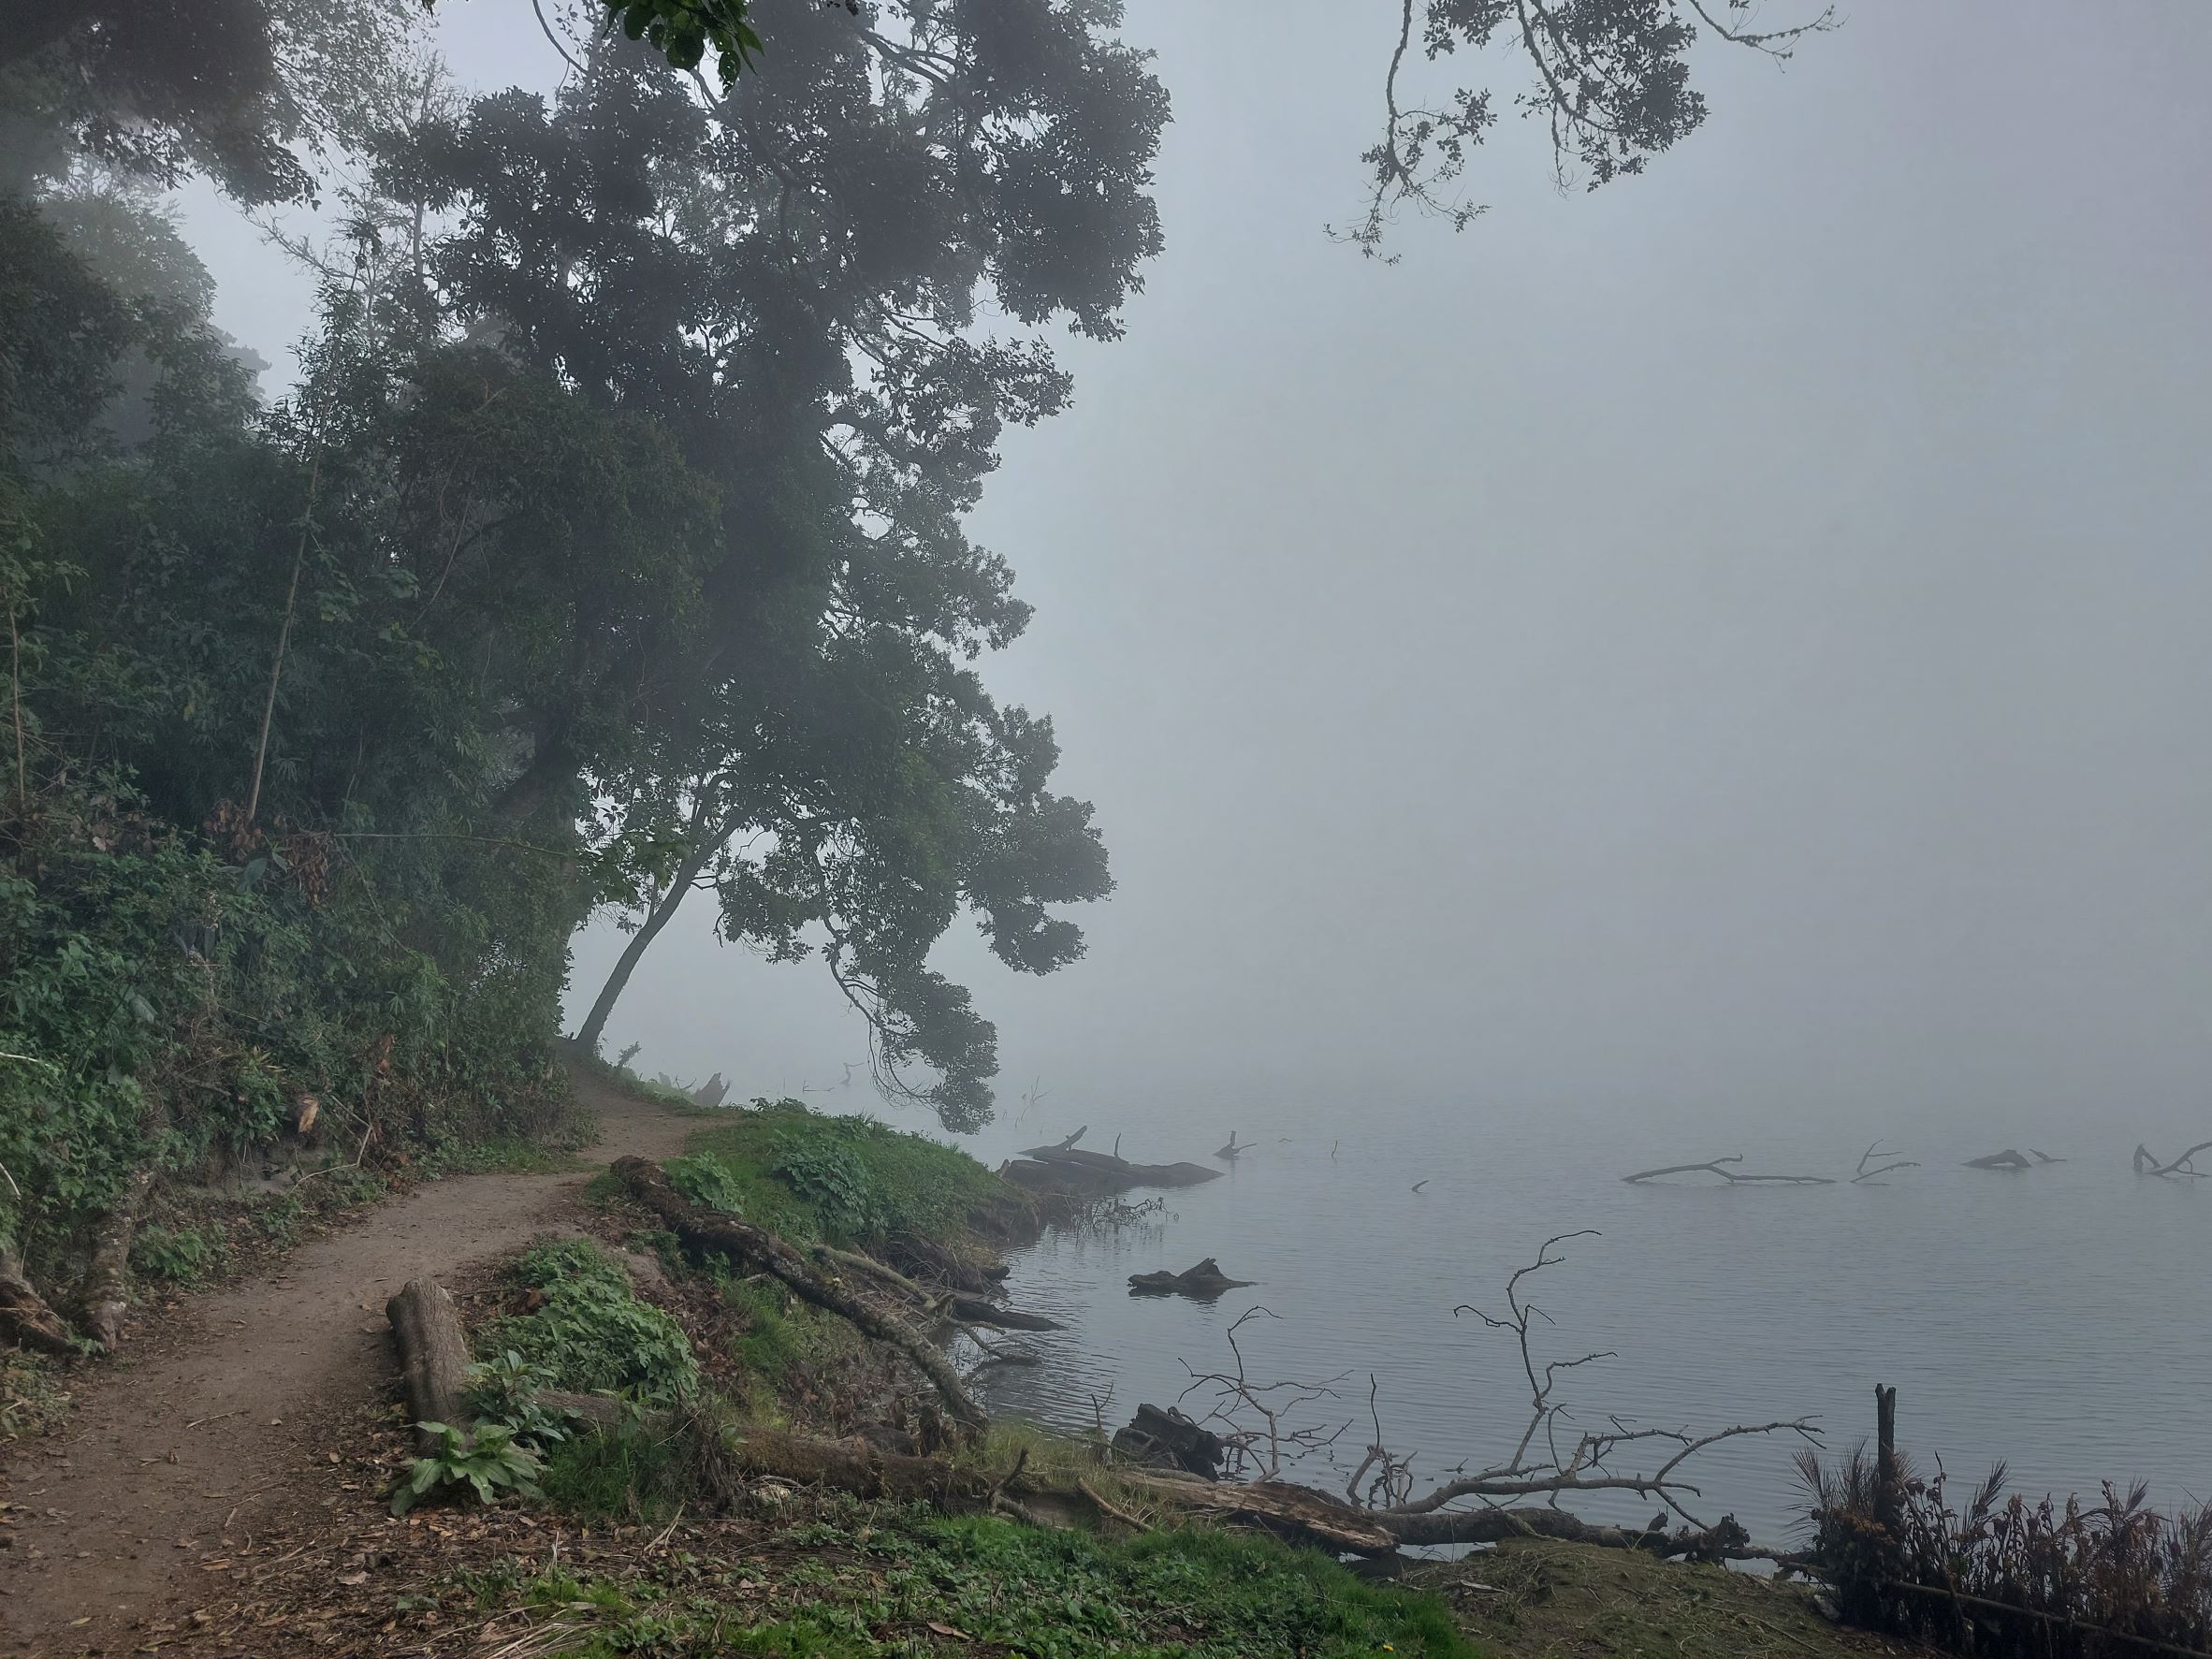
[181,2,2212,1143]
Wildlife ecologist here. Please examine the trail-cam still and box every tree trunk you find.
[80,1168,154,1350]
[386,1277,473,1453]
[574,835,719,1055]
[0,1237,73,1355]
[488,737,578,824]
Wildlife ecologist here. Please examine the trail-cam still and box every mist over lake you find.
[964,1092,2212,1543]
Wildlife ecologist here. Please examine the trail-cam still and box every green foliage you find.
[598,0,762,84]
[390,1419,543,1516]
[488,1500,1476,1657]
[662,1150,749,1215]
[465,1348,574,1451]
[767,1133,879,1238]
[678,1100,1021,1247]
[129,1222,219,1285]
[481,1240,698,1404]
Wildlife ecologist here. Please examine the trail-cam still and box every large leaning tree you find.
[354,4,1163,1128]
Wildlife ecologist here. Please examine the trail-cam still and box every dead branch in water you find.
[1160,1231,1815,1560]
[1622,1155,1834,1186]
[1425,1231,1816,1529]
[1175,1305,1350,1480]
[2134,1140,2212,1179]
[1852,1141,1920,1185]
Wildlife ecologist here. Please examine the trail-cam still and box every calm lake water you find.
[961,1096,2212,1544]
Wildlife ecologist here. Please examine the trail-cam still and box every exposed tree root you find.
[0,1235,74,1355]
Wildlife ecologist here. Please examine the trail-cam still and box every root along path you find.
[0,1064,693,1653]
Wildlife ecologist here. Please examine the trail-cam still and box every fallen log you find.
[1118,1470,1398,1555]
[1020,1127,1086,1156]
[80,1168,155,1350]
[810,1243,1059,1332]
[386,1277,473,1453]
[0,1237,74,1355]
[537,1393,1790,1565]
[614,1156,988,1433]
[1128,1258,1253,1299]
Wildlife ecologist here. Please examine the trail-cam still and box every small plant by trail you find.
[479,1239,698,1403]
[390,1419,543,1516]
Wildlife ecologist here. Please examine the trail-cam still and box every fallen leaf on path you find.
[926,1623,972,1641]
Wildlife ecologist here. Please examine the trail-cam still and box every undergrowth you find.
[479,1239,698,1403]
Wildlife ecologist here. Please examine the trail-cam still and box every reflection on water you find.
[969,1098,2212,1542]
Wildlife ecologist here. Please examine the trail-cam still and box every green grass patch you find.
[507,1500,1475,1658]
[538,1417,711,1522]
[1,1348,72,1439]
[673,1100,1022,1247]
[479,1239,698,1402]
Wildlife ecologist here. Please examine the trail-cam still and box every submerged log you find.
[1128,1258,1253,1299]
[614,1156,988,1433]
[1111,1404,1225,1477]
[1623,1156,1833,1186]
[0,1237,74,1356]
[2134,1140,2212,1178]
[1964,1147,2062,1171]
[386,1277,473,1452]
[1002,1144,1223,1201]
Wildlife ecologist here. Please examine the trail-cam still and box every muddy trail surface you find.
[1,1066,691,1653]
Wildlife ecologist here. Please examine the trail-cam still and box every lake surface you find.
[963,1096,2212,1545]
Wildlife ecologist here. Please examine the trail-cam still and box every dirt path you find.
[0,1067,692,1652]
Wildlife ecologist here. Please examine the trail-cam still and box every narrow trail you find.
[1,1067,692,1652]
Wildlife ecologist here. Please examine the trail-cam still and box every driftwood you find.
[690,1072,730,1110]
[1111,1404,1226,1477]
[1128,1258,1253,1299]
[80,1167,155,1350]
[0,1236,73,1355]
[614,1156,988,1433]
[2134,1141,2212,1179]
[1622,1155,1833,1186]
[1002,1143,1222,1201]
[386,1277,473,1452]
[1215,1131,1243,1160]
[1964,1147,2062,1171]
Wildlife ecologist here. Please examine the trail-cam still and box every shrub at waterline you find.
[664,1100,1029,1249]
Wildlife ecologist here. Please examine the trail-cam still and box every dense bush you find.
[1799,1444,2212,1656]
